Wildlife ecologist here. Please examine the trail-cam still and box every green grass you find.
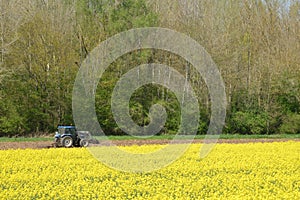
[217,134,300,139]
[0,134,299,143]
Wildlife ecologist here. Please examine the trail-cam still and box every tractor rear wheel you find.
[62,136,73,148]
[80,140,89,147]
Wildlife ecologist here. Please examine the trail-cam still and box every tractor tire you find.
[80,140,89,147]
[62,136,73,148]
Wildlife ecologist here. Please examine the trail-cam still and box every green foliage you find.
[0,97,25,136]
[279,113,300,134]
[3,10,79,134]
[0,0,299,136]
[277,74,300,113]
[96,81,181,135]
[108,0,158,34]
[230,111,269,135]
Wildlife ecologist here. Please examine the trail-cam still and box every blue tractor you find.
[54,126,91,148]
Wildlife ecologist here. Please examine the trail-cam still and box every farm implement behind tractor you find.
[54,126,92,148]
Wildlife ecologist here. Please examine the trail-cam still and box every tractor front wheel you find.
[80,140,89,147]
[62,136,73,148]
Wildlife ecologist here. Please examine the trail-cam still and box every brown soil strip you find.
[0,138,299,150]
[0,141,53,150]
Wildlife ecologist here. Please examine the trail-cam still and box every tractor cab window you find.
[64,128,76,135]
[58,127,76,135]
[65,129,70,134]
[69,128,76,135]
[58,128,65,135]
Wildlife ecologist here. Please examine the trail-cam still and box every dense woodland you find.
[0,0,299,136]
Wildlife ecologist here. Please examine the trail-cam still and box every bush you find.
[231,111,269,135]
[279,113,300,134]
[0,99,25,136]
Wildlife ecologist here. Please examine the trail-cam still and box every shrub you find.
[231,111,269,135]
[279,113,300,134]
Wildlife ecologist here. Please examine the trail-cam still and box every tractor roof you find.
[58,125,76,129]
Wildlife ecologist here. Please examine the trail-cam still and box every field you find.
[0,134,299,150]
[0,141,299,199]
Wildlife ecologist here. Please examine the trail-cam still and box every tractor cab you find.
[54,125,91,148]
[56,125,76,138]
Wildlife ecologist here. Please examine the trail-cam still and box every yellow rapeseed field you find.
[0,142,299,199]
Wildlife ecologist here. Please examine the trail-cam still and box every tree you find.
[3,1,79,134]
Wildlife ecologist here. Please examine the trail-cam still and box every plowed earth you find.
[0,138,299,150]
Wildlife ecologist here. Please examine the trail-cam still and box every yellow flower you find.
[0,142,299,199]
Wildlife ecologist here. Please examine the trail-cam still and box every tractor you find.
[54,125,92,148]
